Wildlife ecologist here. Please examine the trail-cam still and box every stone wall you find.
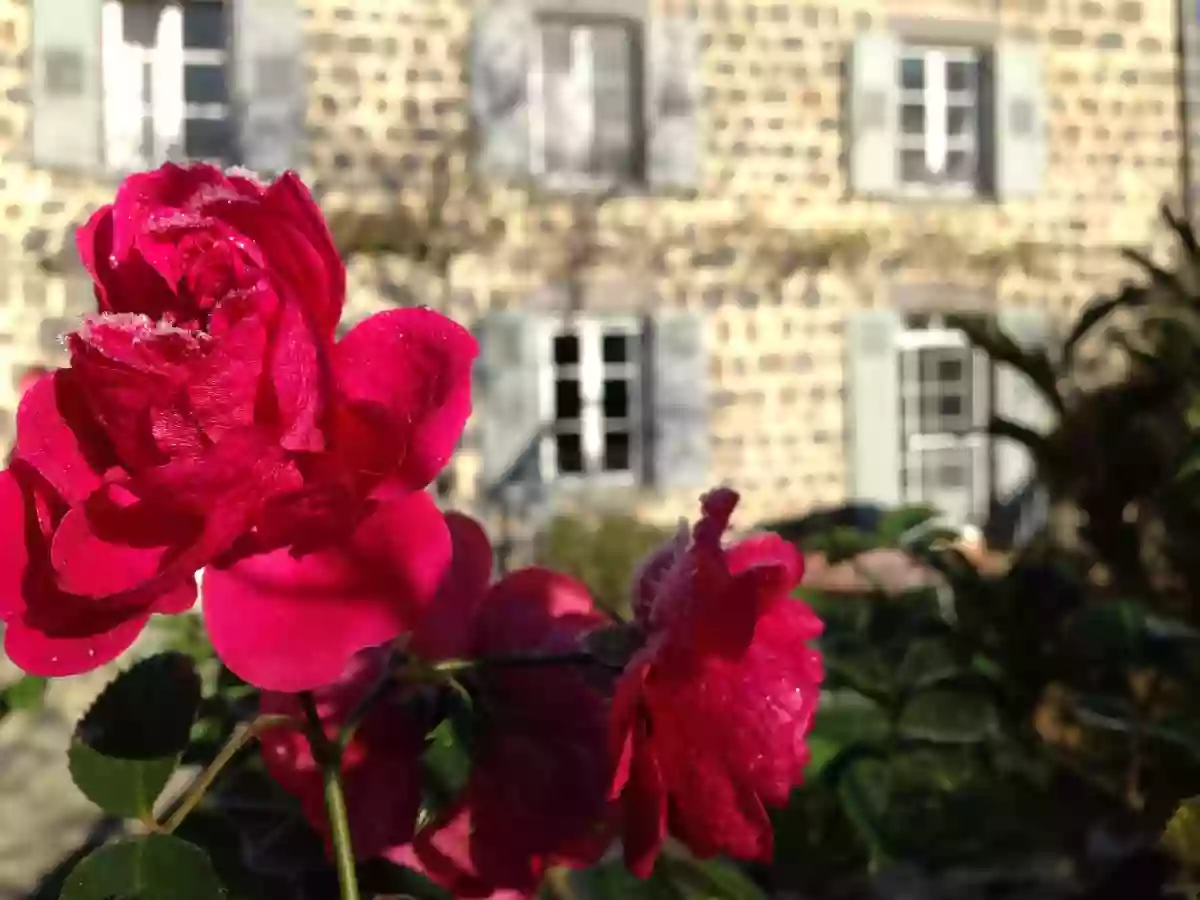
[0,0,1185,526]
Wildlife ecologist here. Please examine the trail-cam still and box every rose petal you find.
[3,611,150,678]
[410,512,494,661]
[474,568,600,658]
[202,487,453,691]
[13,371,109,505]
[334,308,477,490]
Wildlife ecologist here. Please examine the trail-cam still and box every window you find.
[529,16,644,185]
[101,0,233,170]
[897,45,982,194]
[541,319,641,480]
[897,316,991,526]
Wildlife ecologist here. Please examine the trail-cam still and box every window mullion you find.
[153,2,185,162]
[923,50,948,175]
[579,321,604,475]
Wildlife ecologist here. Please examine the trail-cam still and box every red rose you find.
[260,512,613,897]
[609,488,824,875]
[0,164,475,680]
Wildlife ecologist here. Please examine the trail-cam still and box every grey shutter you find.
[991,42,1046,199]
[848,32,900,196]
[847,310,902,506]
[645,16,701,190]
[644,309,709,489]
[993,310,1055,502]
[478,310,545,500]
[30,0,103,171]
[592,23,636,180]
[471,2,535,179]
[233,0,306,174]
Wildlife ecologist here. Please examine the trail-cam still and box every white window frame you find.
[527,15,643,190]
[100,0,232,171]
[537,316,642,485]
[896,44,983,198]
[897,319,991,527]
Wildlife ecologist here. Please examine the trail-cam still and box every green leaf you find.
[68,652,202,819]
[897,688,1000,744]
[59,834,226,900]
[808,690,890,777]
[895,640,960,691]
[658,855,768,900]
[417,689,477,832]
[0,674,48,715]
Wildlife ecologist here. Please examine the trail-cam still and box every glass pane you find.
[124,3,158,47]
[556,433,584,474]
[946,60,974,92]
[554,379,581,420]
[603,431,631,472]
[602,333,629,364]
[603,378,629,419]
[901,104,924,136]
[936,357,964,382]
[184,2,226,50]
[900,56,924,90]
[183,117,232,160]
[946,149,975,181]
[899,149,926,184]
[184,64,228,105]
[553,334,579,365]
[947,106,974,137]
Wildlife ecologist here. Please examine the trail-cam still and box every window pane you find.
[603,431,631,472]
[554,379,581,420]
[900,149,926,184]
[900,56,924,90]
[556,433,584,474]
[603,378,629,419]
[124,3,158,47]
[602,332,629,363]
[184,64,229,105]
[946,149,975,181]
[184,2,226,50]
[553,333,579,365]
[947,106,974,137]
[900,104,924,136]
[591,24,636,180]
[184,117,232,160]
[946,59,974,92]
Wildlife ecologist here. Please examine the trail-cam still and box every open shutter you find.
[233,0,305,175]
[471,2,535,179]
[846,310,902,505]
[993,310,1055,501]
[848,32,900,196]
[644,309,709,489]
[646,16,701,191]
[31,0,103,171]
[991,42,1046,200]
[478,310,546,501]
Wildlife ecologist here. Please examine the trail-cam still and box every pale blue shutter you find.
[847,310,902,505]
[478,310,545,497]
[646,16,702,190]
[233,0,306,175]
[849,33,900,196]
[30,0,103,171]
[991,43,1047,199]
[644,309,709,489]
[471,2,535,179]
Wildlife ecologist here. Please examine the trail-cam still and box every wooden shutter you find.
[848,32,900,196]
[232,0,306,175]
[993,310,1055,501]
[471,2,535,179]
[846,310,902,505]
[31,0,103,171]
[991,42,1046,199]
[592,22,637,180]
[646,16,701,190]
[644,309,709,489]
[478,310,546,498]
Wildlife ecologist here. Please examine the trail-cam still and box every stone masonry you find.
[0,0,1186,529]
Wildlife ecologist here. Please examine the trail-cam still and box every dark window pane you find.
[553,334,579,365]
[947,106,974,137]
[603,378,629,418]
[946,60,974,92]
[900,56,924,90]
[183,117,232,160]
[936,357,964,383]
[556,433,584,474]
[555,379,581,420]
[184,64,228,104]
[184,2,226,50]
[901,104,924,135]
[899,149,926,184]
[602,332,629,363]
[604,431,630,471]
[938,395,963,418]
[946,149,975,180]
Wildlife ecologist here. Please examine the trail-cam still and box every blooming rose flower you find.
[609,488,823,876]
[0,163,475,681]
[260,512,613,898]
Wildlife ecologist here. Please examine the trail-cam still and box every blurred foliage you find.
[533,513,674,617]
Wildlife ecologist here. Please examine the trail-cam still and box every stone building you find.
[0,0,1188,533]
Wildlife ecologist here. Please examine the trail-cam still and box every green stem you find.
[159,714,292,834]
[301,692,361,900]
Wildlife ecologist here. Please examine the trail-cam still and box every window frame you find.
[527,11,647,191]
[894,42,984,199]
[537,315,643,485]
